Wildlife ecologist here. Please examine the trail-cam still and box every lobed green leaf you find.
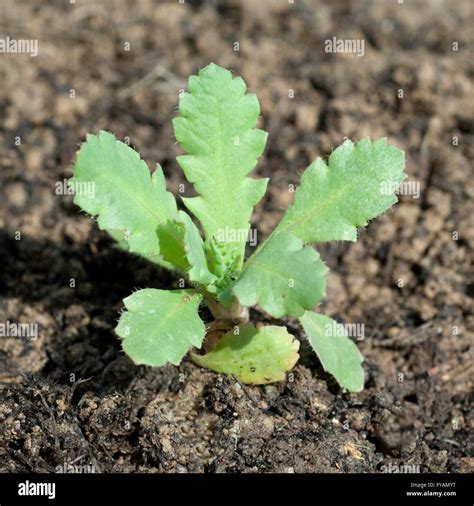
[192,323,299,384]
[276,138,406,243]
[173,63,268,269]
[71,131,178,257]
[231,232,327,318]
[299,311,364,392]
[116,288,205,366]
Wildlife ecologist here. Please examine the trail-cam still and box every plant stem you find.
[205,296,249,323]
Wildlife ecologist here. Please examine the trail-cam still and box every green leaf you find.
[107,229,130,250]
[71,130,178,256]
[276,138,406,243]
[178,212,217,285]
[191,323,299,384]
[231,232,327,318]
[173,63,268,267]
[299,312,364,392]
[107,229,178,271]
[116,288,205,366]
[153,220,188,271]
[157,211,217,285]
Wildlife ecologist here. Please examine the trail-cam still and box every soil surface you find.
[0,0,473,473]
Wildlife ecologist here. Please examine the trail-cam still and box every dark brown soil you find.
[0,0,472,474]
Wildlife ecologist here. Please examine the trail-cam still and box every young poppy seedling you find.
[71,63,406,392]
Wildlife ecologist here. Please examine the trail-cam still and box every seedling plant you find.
[71,63,405,392]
